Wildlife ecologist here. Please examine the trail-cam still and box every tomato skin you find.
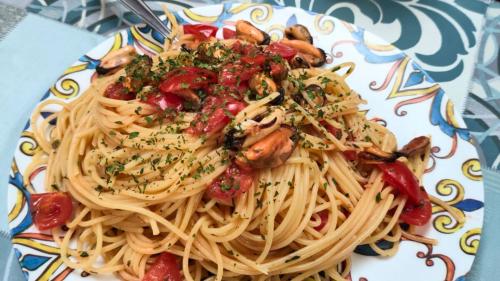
[159,67,216,94]
[203,108,230,135]
[313,210,329,231]
[188,97,246,136]
[342,150,358,161]
[142,252,181,281]
[218,64,240,85]
[223,28,237,39]
[30,192,73,230]
[269,61,287,81]
[202,99,245,135]
[230,41,259,56]
[240,54,267,66]
[219,63,262,86]
[164,66,216,79]
[144,93,183,111]
[378,161,422,205]
[206,164,254,205]
[225,100,246,115]
[319,120,341,139]
[209,82,249,98]
[378,161,432,226]
[104,82,136,100]
[265,42,297,61]
[399,189,432,226]
[183,24,218,39]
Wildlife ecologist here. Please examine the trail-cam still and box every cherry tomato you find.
[378,161,432,226]
[160,67,216,94]
[399,189,432,226]
[240,54,267,66]
[266,42,297,61]
[30,192,73,230]
[203,108,230,135]
[186,96,221,135]
[206,164,254,205]
[206,83,247,99]
[163,66,215,79]
[183,24,218,39]
[142,252,181,281]
[187,97,246,136]
[104,82,135,100]
[342,150,358,161]
[202,100,246,135]
[219,63,262,86]
[222,28,237,39]
[377,161,422,205]
[269,61,287,81]
[225,100,246,115]
[144,93,183,111]
[313,210,329,231]
[319,120,341,139]
[230,40,259,56]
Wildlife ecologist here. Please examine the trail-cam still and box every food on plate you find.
[27,16,465,281]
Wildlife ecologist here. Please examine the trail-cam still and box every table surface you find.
[1,1,499,280]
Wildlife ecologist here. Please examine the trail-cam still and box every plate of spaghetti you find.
[7,3,484,281]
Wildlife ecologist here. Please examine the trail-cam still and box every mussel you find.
[236,20,271,45]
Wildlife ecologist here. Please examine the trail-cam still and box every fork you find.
[119,0,174,40]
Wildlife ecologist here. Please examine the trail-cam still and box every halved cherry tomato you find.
[160,67,216,93]
[183,24,218,39]
[313,210,329,231]
[203,108,231,135]
[30,192,73,230]
[269,61,287,80]
[201,100,246,135]
[206,82,249,99]
[320,120,341,139]
[266,42,297,61]
[399,189,432,226]
[163,66,215,79]
[142,252,181,281]
[377,161,432,226]
[378,161,422,205]
[203,99,246,135]
[219,63,262,86]
[240,54,267,66]
[144,93,183,111]
[231,40,259,56]
[342,150,358,161]
[206,164,254,205]
[187,97,246,136]
[222,27,237,39]
[104,82,136,100]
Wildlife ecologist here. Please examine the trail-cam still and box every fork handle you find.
[119,0,172,38]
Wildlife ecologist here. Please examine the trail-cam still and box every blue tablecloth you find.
[1,1,499,280]
[0,12,104,281]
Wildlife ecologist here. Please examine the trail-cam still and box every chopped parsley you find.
[105,162,124,176]
[134,106,142,115]
[80,251,89,257]
[285,256,300,263]
[51,140,61,149]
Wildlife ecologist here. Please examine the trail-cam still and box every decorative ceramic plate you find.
[7,3,484,281]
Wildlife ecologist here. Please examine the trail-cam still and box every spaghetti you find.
[26,16,465,281]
